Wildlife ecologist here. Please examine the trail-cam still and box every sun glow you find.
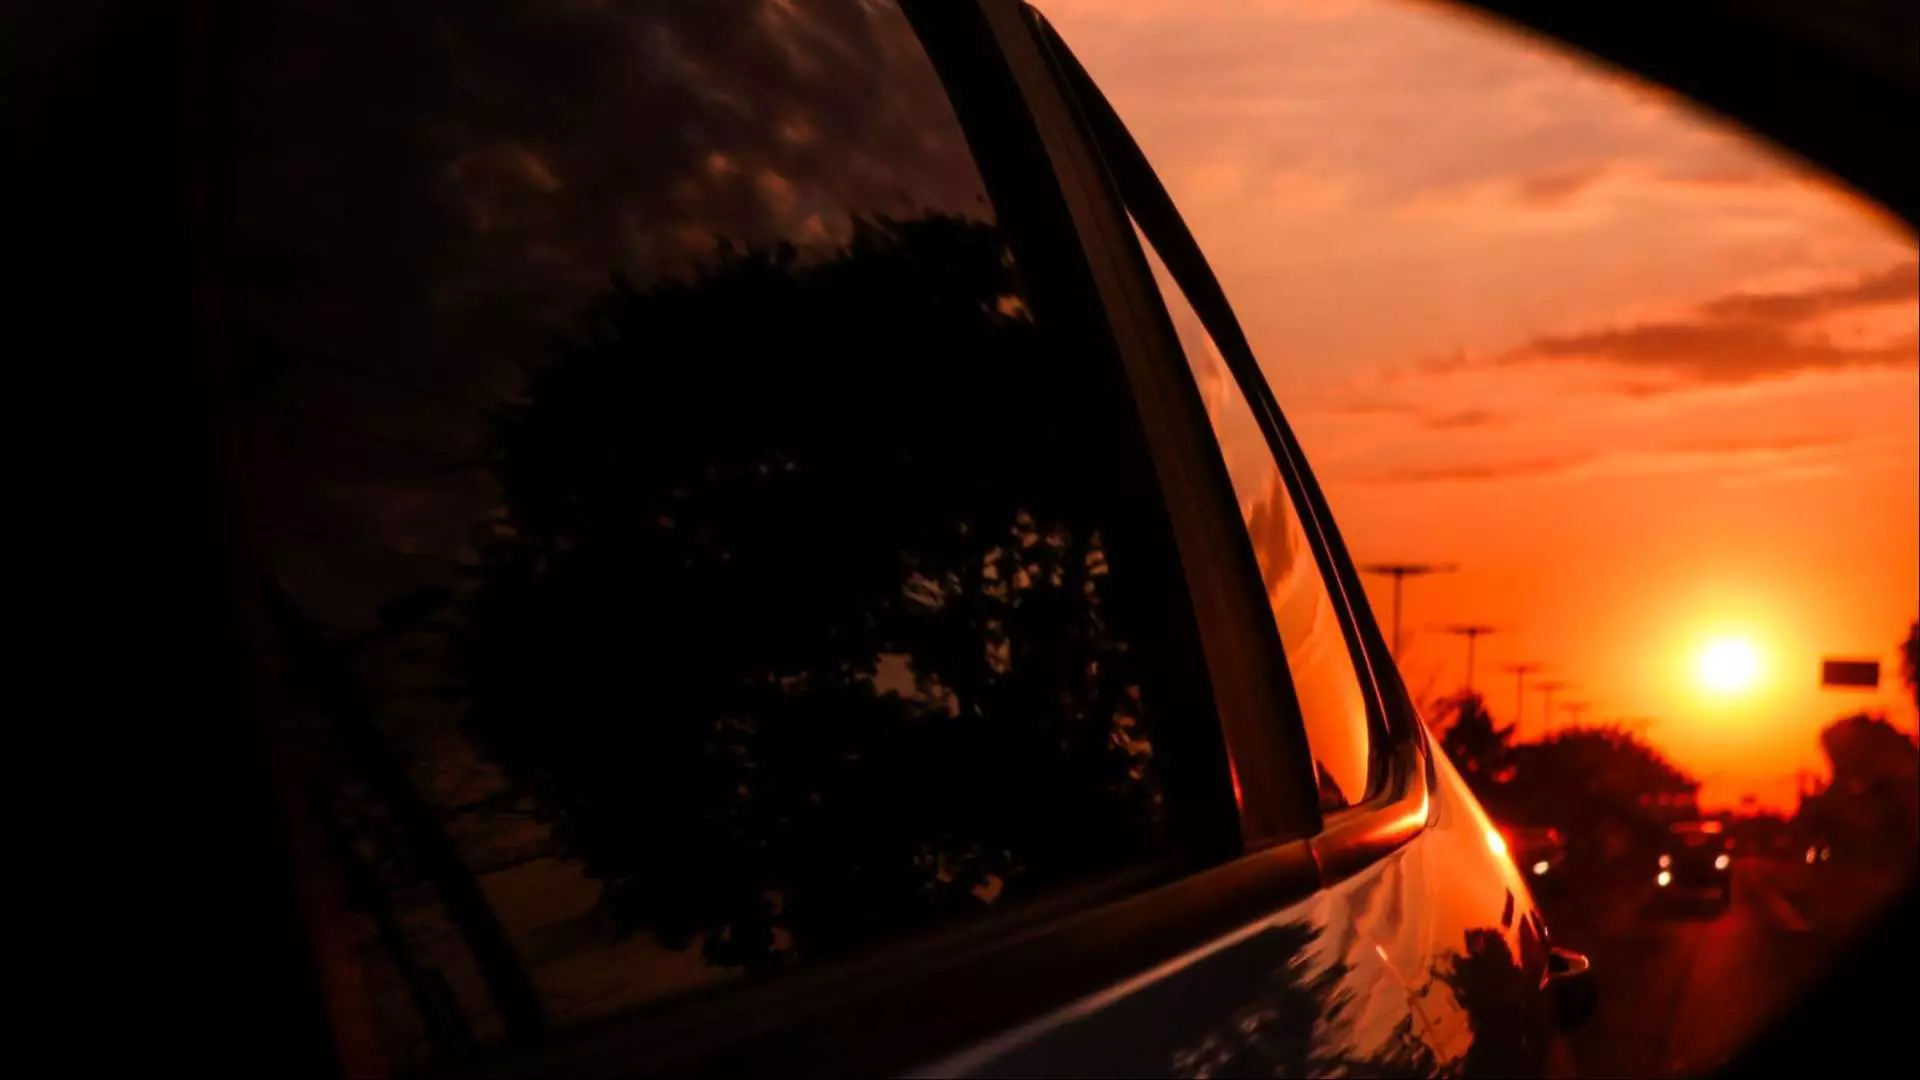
[1698,637,1762,695]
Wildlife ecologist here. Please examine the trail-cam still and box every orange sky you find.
[1039,0,1920,811]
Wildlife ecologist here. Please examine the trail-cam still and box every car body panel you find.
[918,721,1565,1079]
[1346,742,1560,1077]
[1502,825,1571,896]
[917,871,1429,1077]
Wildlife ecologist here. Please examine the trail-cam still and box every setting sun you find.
[1699,638,1762,695]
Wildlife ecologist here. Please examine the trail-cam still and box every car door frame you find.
[1015,3,1436,886]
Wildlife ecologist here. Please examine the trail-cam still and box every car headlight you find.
[1658,854,1671,868]
[1714,853,1730,871]
[1656,870,1672,887]
[1806,847,1818,864]
[1532,860,1551,876]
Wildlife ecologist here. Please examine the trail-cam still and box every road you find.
[1543,855,1904,1079]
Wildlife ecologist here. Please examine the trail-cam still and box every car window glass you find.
[1130,228,1376,810]
[231,2,1198,1070]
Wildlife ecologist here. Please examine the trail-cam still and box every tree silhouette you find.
[449,214,1166,971]
[1439,692,1515,790]
[1901,619,1918,714]
[1801,712,1919,859]
[1489,725,1696,858]
[1433,928,1549,1079]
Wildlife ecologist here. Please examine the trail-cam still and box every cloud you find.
[1350,455,1581,485]
[1519,323,1913,382]
[1660,163,1791,190]
[1397,156,1860,234]
[1422,407,1505,430]
[1501,260,1919,387]
[1315,399,1409,419]
[1697,262,1917,323]
[1346,433,1860,487]
[1662,434,1843,456]
[1311,395,1509,428]
[1510,163,1612,209]
[1037,0,1371,28]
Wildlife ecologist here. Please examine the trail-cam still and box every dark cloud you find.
[1313,398,1507,429]
[1348,434,1847,487]
[1316,396,1414,418]
[1606,378,1687,399]
[1510,163,1610,209]
[1697,262,1918,323]
[1348,456,1581,486]
[1519,322,1914,383]
[227,0,1001,615]
[232,0,992,393]
[1659,164,1784,189]
[1421,407,1505,430]
[1502,260,1919,387]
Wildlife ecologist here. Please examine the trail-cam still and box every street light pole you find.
[1535,680,1570,736]
[1440,624,1498,696]
[1562,701,1591,730]
[1360,562,1457,661]
[1502,662,1543,735]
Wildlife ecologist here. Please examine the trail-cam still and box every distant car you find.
[1657,819,1734,908]
[1504,825,1571,896]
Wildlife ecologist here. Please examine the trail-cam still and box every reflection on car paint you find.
[1343,736,1558,1077]
[921,877,1432,1078]
[925,718,1569,1078]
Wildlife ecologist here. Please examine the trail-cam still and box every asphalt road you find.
[1544,855,1905,1079]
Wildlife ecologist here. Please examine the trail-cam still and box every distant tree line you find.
[1436,618,1920,870]
[1436,690,1697,866]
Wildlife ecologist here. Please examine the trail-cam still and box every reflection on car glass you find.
[237,1,1190,1070]
[1128,226,1375,810]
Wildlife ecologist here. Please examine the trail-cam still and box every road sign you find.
[1820,658,1880,689]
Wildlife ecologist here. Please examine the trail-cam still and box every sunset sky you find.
[1040,0,1919,810]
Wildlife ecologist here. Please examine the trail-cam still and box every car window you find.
[229,2,1209,1071]
[1129,228,1379,811]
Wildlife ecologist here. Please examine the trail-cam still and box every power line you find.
[1360,562,1457,661]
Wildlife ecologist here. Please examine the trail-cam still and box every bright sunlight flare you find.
[1698,638,1762,695]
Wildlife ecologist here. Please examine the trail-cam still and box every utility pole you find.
[1618,716,1658,738]
[1797,769,1821,799]
[1502,662,1544,736]
[1535,680,1571,736]
[1439,624,1498,696]
[1561,700,1592,730]
[1360,562,1457,660]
